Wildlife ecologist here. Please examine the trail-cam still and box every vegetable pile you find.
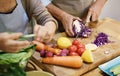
[93,32,110,46]
[0,44,36,76]
[72,20,92,38]
[33,38,95,68]
[32,41,61,56]
[68,39,85,56]
[33,39,85,58]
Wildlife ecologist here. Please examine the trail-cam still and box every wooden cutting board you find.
[31,18,120,76]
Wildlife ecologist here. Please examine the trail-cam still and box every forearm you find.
[26,0,58,29]
[95,0,107,7]
[46,3,66,21]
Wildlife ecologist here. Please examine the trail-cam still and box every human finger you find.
[67,19,75,36]
[36,29,46,42]
[92,11,98,21]
[34,25,44,42]
[74,17,82,21]
[69,26,74,36]
[44,34,52,43]
[86,9,93,22]
[6,40,30,52]
[8,40,30,47]
[34,25,40,40]
[65,28,73,37]
[9,32,23,40]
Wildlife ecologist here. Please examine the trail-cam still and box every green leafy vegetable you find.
[0,63,26,76]
[0,52,27,65]
[0,44,36,76]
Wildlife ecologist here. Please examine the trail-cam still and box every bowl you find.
[27,71,54,76]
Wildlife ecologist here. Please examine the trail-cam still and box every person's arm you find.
[46,3,81,36]
[40,0,51,7]
[46,3,67,22]
[26,0,58,43]
[0,32,29,53]
[86,0,107,22]
[27,0,57,26]
[34,21,57,43]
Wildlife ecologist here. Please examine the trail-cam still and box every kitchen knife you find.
[19,34,35,41]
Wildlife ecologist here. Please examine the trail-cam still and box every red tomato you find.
[69,45,77,52]
[69,52,79,56]
[77,48,85,56]
[72,39,80,45]
[76,43,85,49]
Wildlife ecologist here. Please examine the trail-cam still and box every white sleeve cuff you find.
[41,0,51,6]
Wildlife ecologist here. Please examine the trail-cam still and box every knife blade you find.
[74,32,80,40]
[19,34,35,41]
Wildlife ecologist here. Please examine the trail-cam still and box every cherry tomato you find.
[77,48,85,56]
[72,39,80,45]
[69,45,77,52]
[69,52,79,56]
[76,43,85,49]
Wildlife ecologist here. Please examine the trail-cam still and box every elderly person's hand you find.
[34,21,57,43]
[46,3,81,37]
[61,12,81,37]
[0,32,30,53]
[86,0,107,22]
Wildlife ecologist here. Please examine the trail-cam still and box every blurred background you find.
[100,0,120,21]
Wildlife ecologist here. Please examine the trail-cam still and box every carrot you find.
[42,56,83,68]
[32,41,61,55]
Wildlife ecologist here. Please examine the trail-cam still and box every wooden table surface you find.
[31,18,120,76]
[82,68,107,76]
